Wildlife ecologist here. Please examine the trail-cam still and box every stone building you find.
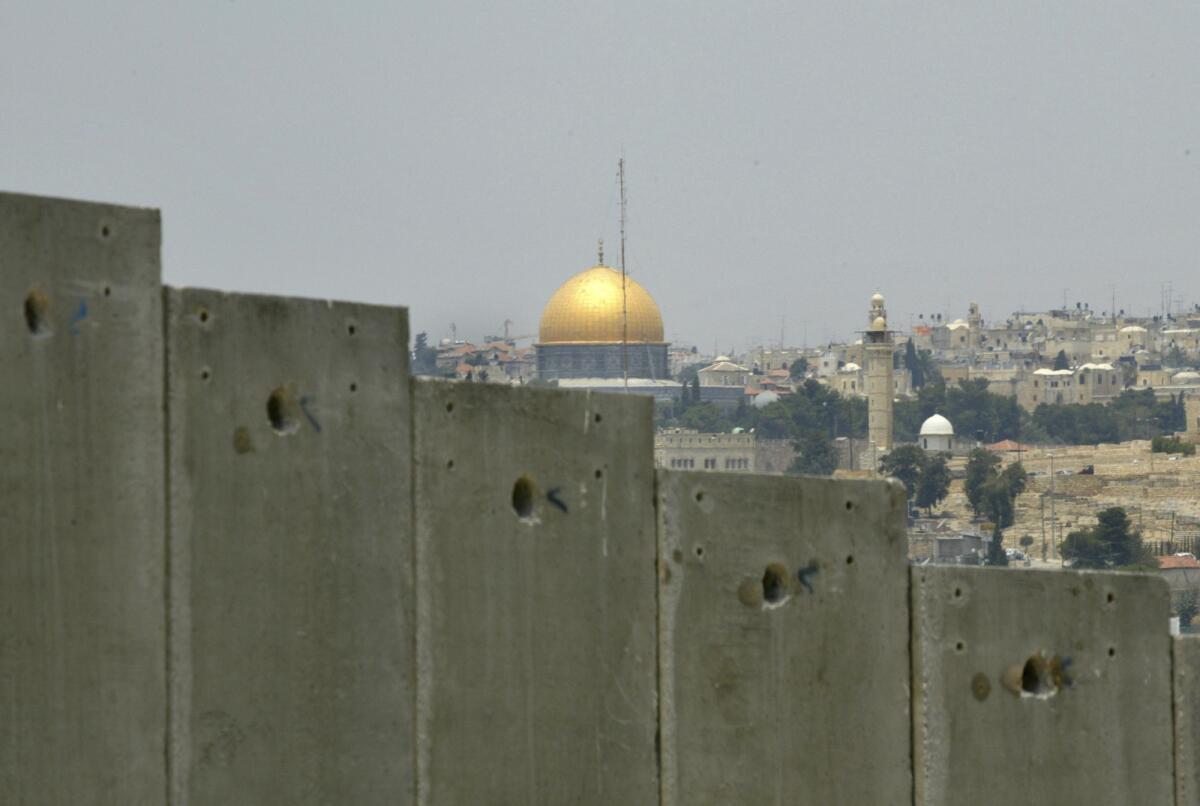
[654,430,756,472]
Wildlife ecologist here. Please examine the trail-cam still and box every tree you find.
[1019,535,1035,552]
[904,340,925,388]
[679,403,730,433]
[789,357,809,378]
[412,331,439,375]
[986,522,1009,566]
[789,429,838,476]
[981,475,1015,529]
[1175,591,1199,630]
[964,448,1001,516]
[1053,349,1070,370]
[1060,506,1155,569]
[879,444,927,499]
[1002,462,1028,498]
[915,456,951,515]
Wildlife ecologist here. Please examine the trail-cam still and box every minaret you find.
[865,293,894,453]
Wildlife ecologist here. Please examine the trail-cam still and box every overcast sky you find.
[3,2,1198,350]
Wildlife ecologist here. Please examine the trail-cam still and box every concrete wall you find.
[166,289,413,805]
[412,380,659,804]
[657,471,912,805]
[1176,636,1200,806]
[0,193,165,804]
[4,191,1200,805]
[912,566,1174,805]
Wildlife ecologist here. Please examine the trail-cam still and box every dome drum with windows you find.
[536,265,669,381]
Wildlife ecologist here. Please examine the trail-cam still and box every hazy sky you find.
[3,2,1198,350]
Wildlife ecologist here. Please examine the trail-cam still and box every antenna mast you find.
[619,158,629,389]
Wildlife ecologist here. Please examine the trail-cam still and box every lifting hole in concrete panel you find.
[267,387,300,435]
[103,286,112,297]
[1107,592,1115,604]
[1019,654,1059,697]
[347,323,357,335]
[694,546,704,558]
[1108,646,1116,658]
[349,382,358,393]
[99,223,111,239]
[445,401,454,414]
[197,307,210,324]
[594,412,602,424]
[845,500,853,511]
[512,475,536,520]
[24,290,50,336]
[762,563,789,606]
[846,555,854,565]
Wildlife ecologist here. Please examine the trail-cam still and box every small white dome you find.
[871,316,887,331]
[919,413,954,437]
[841,362,861,372]
[871,292,885,305]
[753,390,780,409]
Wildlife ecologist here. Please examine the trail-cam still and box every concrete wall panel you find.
[1175,635,1200,805]
[413,380,658,805]
[913,566,1173,805]
[167,289,412,805]
[0,193,165,804]
[657,471,912,805]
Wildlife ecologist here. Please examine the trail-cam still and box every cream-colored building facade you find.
[654,430,756,472]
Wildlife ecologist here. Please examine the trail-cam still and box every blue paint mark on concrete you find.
[299,396,322,433]
[69,298,88,335]
[547,487,568,513]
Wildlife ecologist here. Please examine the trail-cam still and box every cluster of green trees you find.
[962,448,1027,565]
[877,445,951,515]
[1030,389,1187,444]
[894,379,1022,444]
[1151,434,1197,456]
[1060,507,1155,570]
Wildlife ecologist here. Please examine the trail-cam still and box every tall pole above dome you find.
[619,157,629,389]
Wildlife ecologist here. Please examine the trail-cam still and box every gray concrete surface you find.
[413,380,659,805]
[0,193,165,804]
[167,289,412,805]
[657,471,912,805]
[912,566,1174,805]
[1175,635,1200,806]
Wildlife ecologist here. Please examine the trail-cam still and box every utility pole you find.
[1049,453,1057,560]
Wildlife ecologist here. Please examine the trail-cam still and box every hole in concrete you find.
[347,323,357,335]
[24,290,50,335]
[266,387,299,435]
[200,368,211,382]
[446,459,455,470]
[1020,654,1060,696]
[956,641,965,652]
[103,285,111,297]
[846,555,854,565]
[595,468,603,479]
[695,491,704,503]
[445,401,454,413]
[954,587,963,598]
[1107,592,1115,604]
[762,563,789,606]
[594,412,602,424]
[100,224,111,238]
[349,382,358,393]
[845,500,853,510]
[1108,646,1116,657]
[198,307,210,324]
[512,475,536,519]
[694,546,704,558]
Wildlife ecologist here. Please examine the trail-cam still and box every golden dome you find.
[538,266,665,344]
